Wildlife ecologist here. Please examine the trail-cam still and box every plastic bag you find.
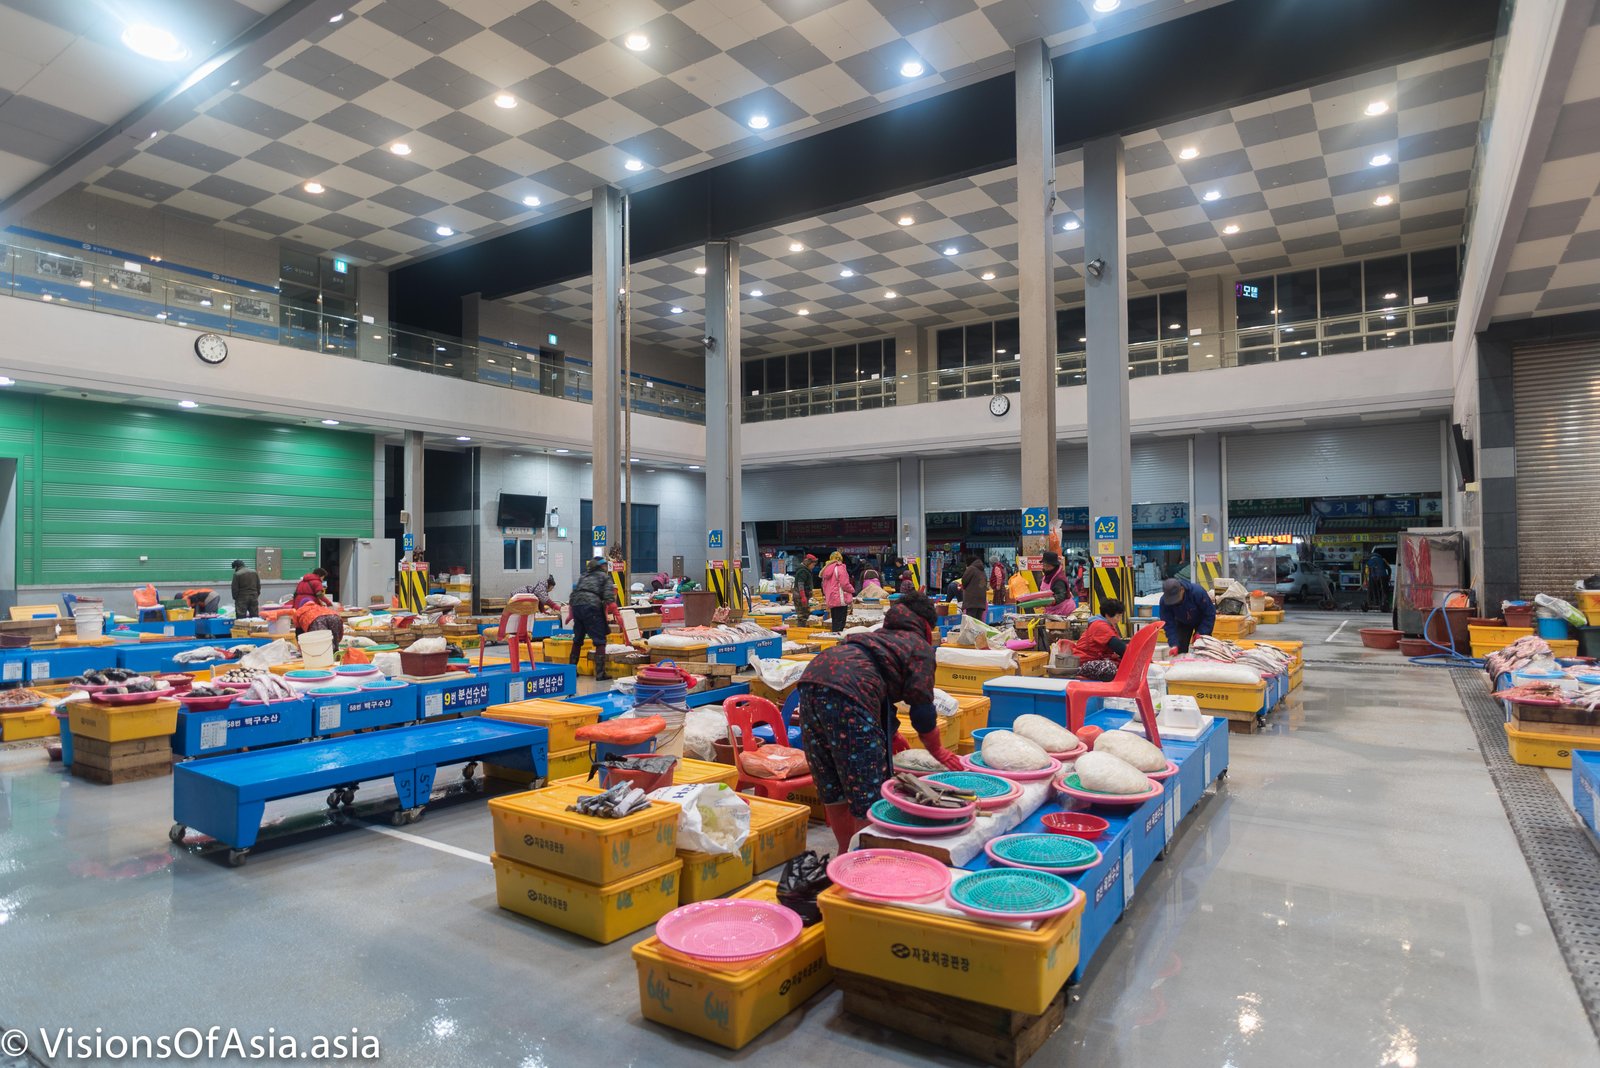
[1536,593,1586,628]
[647,782,750,853]
[684,708,727,761]
[988,625,1017,651]
[747,654,808,690]
[776,850,831,926]
[373,651,402,678]
[738,745,810,779]
[407,636,448,655]
[932,687,959,718]
[955,614,1000,649]
[239,639,297,671]
[574,716,666,746]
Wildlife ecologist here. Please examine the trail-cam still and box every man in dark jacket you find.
[1159,577,1216,654]
[791,554,817,625]
[568,559,617,679]
[961,555,988,621]
[230,559,261,618]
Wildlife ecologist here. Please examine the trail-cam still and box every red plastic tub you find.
[175,691,239,712]
[1397,637,1436,657]
[1359,628,1402,650]
[1041,812,1109,841]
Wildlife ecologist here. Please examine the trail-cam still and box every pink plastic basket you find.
[827,848,951,902]
[1053,772,1163,806]
[175,692,239,712]
[1144,759,1180,782]
[1046,740,1088,760]
[960,753,1062,782]
[654,900,803,963]
[90,688,176,705]
[879,779,978,821]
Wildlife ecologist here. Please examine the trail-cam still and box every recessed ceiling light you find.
[839,268,855,278]
[788,242,803,252]
[229,80,240,88]
[897,215,915,226]
[670,306,683,314]
[1178,146,1199,160]
[624,158,644,172]
[494,93,517,109]
[1383,291,1398,300]
[121,24,188,62]
[178,400,198,409]
[1373,194,1394,206]
[900,60,925,78]
[436,346,447,352]
[624,33,650,51]
[1062,219,1079,231]
[1365,100,1389,116]
[981,271,996,281]
[390,142,411,156]
[555,448,571,454]
[436,225,455,236]
[1169,322,1181,330]
[797,308,810,316]
[883,290,897,299]
[1202,189,1221,202]
[522,195,540,207]
[748,115,770,130]
[322,419,341,425]
[694,266,707,275]
[689,465,701,470]
[1093,0,1120,10]
[1369,153,1392,167]
[328,12,344,23]
[942,246,958,256]
[303,181,324,194]
[750,289,763,297]
[1078,337,1087,343]
[456,436,471,442]
[1222,223,1240,234]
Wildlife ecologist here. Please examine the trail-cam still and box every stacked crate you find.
[65,698,179,784]
[481,699,599,784]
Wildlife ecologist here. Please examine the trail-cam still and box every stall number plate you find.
[2,661,20,682]
[1122,843,1135,907]
[508,679,526,703]
[200,719,227,750]
[317,701,341,732]
[1204,751,1212,781]
[28,661,49,681]
[1164,787,1177,838]
[527,673,566,697]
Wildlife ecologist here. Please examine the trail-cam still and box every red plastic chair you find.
[724,694,813,801]
[480,595,542,673]
[1067,622,1165,745]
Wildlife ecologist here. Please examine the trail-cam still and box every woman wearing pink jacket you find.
[820,551,855,633]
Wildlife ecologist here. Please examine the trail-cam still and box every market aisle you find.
[1,615,1594,1067]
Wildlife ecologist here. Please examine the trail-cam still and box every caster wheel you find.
[340,789,356,807]
[407,808,424,824]
[169,823,187,845]
[227,849,249,867]
[391,809,409,826]
[462,762,479,780]
[326,791,341,808]
[1217,768,1229,780]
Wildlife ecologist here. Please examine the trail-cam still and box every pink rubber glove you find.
[891,732,909,755]
[920,732,963,771]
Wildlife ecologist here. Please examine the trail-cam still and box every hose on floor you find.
[1408,589,1484,668]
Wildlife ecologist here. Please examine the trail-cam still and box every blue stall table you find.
[171,718,551,862]
[115,638,273,675]
[1575,751,1600,835]
[23,647,109,682]
[502,664,575,703]
[173,698,315,758]
[982,676,1073,729]
[310,685,420,736]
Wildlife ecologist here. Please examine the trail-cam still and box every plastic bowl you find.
[307,685,360,696]
[1359,627,1402,650]
[1397,637,1436,657]
[1041,812,1110,841]
[175,691,239,712]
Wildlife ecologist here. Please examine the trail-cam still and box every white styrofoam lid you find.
[984,675,1073,693]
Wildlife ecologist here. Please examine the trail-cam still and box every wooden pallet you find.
[834,970,1066,1068]
[70,735,174,784]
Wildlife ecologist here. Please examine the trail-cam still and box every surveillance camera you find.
[703,335,717,350]
[1086,257,1106,279]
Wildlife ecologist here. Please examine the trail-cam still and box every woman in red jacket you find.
[1074,598,1128,682]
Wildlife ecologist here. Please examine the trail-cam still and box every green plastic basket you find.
[867,798,968,829]
[948,869,1076,915]
[988,833,1098,868]
[926,771,1012,799]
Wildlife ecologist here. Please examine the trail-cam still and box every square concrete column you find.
[1185,275,1235,370]
[704,241,741,564]
[402,430,424,564]
[1190,432,1227,576]
[898,455,925,584]
[1016,38,1059,514]
[591,186,623,558]
[894,325,924,407]
[1084,136,1131,557]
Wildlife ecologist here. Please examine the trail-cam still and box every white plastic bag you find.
[239,639,297,671]
[407,636,448,655]
[747,654,808,690]
[647,782,750,853]
[932,687,959,718]
[1535,593,1586,628]
[955,614,999,649]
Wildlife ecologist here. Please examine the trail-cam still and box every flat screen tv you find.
[496,493,547,529]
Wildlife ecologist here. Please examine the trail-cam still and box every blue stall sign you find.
[424,680,492,718]
[707,528,724,551]
[592,525,607,548]
[1021,507,1050,534]
[507,672,568,703]
[1093,515,1119,540]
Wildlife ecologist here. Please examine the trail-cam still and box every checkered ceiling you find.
[509,41,1490,356]
[1489,8,1600,321]
[0,0,286,201]
[74,0,1204,264]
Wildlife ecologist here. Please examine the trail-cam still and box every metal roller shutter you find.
[1514,340,1600,596]
[742,462,898,520]
[1132,439,1189,502]
[1226,423,1443,498]
[924,453,1021,511]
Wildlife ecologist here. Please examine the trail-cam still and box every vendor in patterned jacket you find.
[795,592,962,853]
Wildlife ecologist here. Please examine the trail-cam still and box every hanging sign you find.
[592,525,607,548]
[402,533,415,552]
[708,529,724,551]
[1021,507,1050,534]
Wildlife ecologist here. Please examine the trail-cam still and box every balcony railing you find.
[744,301,1456,421]
[0,236,708,424]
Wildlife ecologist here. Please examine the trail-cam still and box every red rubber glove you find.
[891,732,909,754]
[920,732,963,771]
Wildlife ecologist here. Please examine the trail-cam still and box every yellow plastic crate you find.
[65,698,179,742]
[954,695,990,740]
[485,743,590,786]
[777,782,825,822]
[1165,679,1267,713]
[1578,590,1600,613]
[936,664,1011,694]
[482,699,599,751]
[1468,624,1535,650]
[1212,615,1254,639]
[1504,721,1600,769]
[678,843,755,904]
[1290,664,1303,691]
[957,738,976,755]
[493,852,683,944]
[632,880,833,1050]
[1257,610,1284,624]
[782,652,819,663]
[541,637,574,662]
[816,882,1082,1015]
[489,784,679,883]
[677,758,738,789]
[896,714,958,750]
[745,795,810,873]
[1,707,58,741]
[751,614,783,629]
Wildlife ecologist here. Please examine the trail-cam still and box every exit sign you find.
[332,258,349,275]
[546,333,559,346]
[1236,282,1259,299]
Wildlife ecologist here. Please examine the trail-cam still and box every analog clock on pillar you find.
[194,333,228,365]
[988,394,1010,417]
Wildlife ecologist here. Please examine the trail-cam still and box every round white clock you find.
[989,393,1010,417]
[194,333,228,364]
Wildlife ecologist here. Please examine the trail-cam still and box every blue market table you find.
[171,717,550,865]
